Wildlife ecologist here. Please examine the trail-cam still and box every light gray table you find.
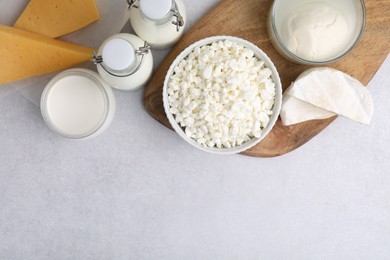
[1,1,389,259]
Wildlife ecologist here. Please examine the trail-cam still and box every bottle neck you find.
[128,0,184,31]
[139,0,175,26]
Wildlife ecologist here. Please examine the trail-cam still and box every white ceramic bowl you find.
[163,36,282,154]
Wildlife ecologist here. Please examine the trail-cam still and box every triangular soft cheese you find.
[281,93,336,126]
[285,67,374,125]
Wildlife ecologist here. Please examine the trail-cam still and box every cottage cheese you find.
[167,40,276,149]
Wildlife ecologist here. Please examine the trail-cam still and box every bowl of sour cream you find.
[267,0,366,65]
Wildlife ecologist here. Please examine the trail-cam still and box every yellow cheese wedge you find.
[14,0,100,38]
[0,25,94,84]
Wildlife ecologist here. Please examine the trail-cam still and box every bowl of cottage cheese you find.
[163,36,282,154]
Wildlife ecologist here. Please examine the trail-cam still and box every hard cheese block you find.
[0,25,94,84]
[14,0,100,38]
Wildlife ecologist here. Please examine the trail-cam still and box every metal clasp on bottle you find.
[127,0,184,32]
[92,41,150,78]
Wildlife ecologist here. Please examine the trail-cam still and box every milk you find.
[96,34,153,91]
[129,0,186,49]
[41,69,115,139]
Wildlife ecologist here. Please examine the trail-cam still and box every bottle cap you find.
[140,0,172,21]
[102,38,135,71]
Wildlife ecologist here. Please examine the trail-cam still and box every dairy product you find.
[129,0,186,49]
[0,25,93,84]
[14,0,100,38]
[47,75,105,136]
[41,69,115,139]
[281,94,336,126]
[281,68,374,126]
[281,2,351,61]
[96,34,153,91]
[140,0,172,20]
[167,40,276,149]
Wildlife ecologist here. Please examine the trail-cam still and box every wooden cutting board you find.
[144,0,390,157]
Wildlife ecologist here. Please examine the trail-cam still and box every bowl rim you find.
[269,0,366,65]
[162,35,283,155]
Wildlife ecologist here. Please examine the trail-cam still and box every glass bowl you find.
[267,0,366,65]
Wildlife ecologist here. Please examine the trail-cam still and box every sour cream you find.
[281,2,351,61]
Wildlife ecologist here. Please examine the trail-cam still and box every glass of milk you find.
[267,0,366,64]
[41,69,115,139]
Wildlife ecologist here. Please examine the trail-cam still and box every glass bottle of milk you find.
[128,0,186,49]
[93,33,153,91]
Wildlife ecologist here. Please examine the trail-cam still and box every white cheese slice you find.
[281,94,336,126]
[281,67,374,126]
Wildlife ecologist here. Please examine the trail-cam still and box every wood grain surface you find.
[144,0,390,157]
